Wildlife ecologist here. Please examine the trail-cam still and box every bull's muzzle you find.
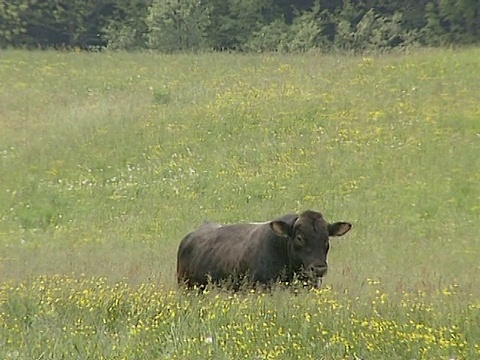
[302,265,328,288]
[309,265,328,278]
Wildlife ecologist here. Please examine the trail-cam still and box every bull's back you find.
[177,223,263,286]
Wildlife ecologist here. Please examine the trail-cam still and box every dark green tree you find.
[102,0,151,50]
[1,0,480,50]
[22,0,114,47]
[438,0,480,43]
[0,0,30,48]
[206,0,279,49]
[145,0,211,52]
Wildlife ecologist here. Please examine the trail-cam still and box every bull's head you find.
[270,210,351,286]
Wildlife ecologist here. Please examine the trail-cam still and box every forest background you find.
[1,0,479,52]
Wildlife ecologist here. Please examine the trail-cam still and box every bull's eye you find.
[296,235,304,246]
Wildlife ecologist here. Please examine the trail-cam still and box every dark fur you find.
[176,210,351,289]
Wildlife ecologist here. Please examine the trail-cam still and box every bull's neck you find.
[283,237,298,274]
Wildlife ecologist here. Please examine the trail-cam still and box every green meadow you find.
[0,48,479,359]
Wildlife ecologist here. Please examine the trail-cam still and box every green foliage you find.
[0,0,29,47]
[331,0,365,51]
[353,10,413,52]
[420,0,480,45]
[102,0,151,50]
[438,0,480,43]
[244,19,292,52]
[206,0,278,50]
[1,0,480,51]
[420,2,449,46]
[287,0,333,51]
[102,22,144,50]
[245,1,334,53]
[333,2,419,53]
[21,0,113,47]
[145,0,211,52]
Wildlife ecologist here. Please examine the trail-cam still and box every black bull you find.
[176,210,352,289]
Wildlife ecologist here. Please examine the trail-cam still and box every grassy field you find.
[0,48,479,359]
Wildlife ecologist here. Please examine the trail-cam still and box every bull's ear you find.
[328,222,352,237]
[270,221,293,237]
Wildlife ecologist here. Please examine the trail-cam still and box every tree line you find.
[1,0,479,52]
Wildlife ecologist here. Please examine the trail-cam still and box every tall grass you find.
[0,48,479,359]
